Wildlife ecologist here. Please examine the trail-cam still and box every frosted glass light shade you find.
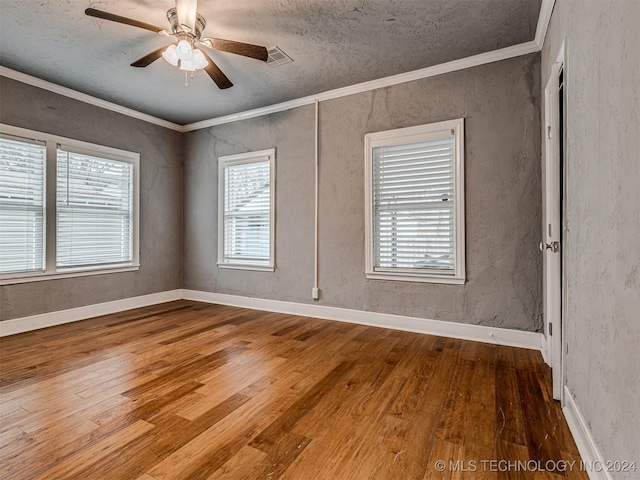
[192,49,208,70]
[180,58,195,71]
[176,40,192,60]
[162,44,179,66]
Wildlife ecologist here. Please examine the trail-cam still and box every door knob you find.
[539,241,560,253]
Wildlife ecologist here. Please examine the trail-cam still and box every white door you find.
[542,44,565,401]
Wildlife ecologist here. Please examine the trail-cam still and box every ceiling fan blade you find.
[85,8,165,34]
[131,47,167,68]
[175,0,197,32]
[202,52,233,89]
[200,38,268,62]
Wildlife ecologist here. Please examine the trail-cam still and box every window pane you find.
[373,135,456,270]
[223,160,271,263]
[56,149,133,268]
[0,137,46,274]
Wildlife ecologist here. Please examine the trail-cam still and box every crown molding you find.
[1,1,553,133]
[183,0,554,130]
[535,0,557,49]
[0,66,183,132]
[183,40,540,131]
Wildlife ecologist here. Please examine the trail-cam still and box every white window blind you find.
[222,159,271,265]
[366,119,465,284]
[0,136,46,274]
[56,148,133,268]
[373,135,456,271]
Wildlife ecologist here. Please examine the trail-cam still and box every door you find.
[542,44,565,401]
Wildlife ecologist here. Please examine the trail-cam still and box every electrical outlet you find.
[312,288,320,300]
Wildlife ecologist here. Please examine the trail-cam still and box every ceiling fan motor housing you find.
[166,8,206,40]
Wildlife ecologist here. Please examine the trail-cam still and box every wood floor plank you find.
[370,411,440,480]
[32,419,154,480]
[496,440,535,480]
[436,356,475,444]
[0,300,585,479]
[463,348,499,480]
[516,365,563,464]
[242,432,312,480]
[495,351,528,446]
[206,445,268,480]
[100,393,252,480]
[248,360,354,453]
[299,374,408,479]
[424,438,465,480]
[135,474,159,480]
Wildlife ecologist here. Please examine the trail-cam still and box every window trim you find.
[217,148,276,272]
[364,118,465,284]
[0,124,140,286]
[0,132,47,275]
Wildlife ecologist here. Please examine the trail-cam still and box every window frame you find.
[364,118,465,284]
[217,148,276,272]
[0,124,140,286]
[0,133,47,276]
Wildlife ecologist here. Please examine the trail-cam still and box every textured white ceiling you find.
[0,0,541,124]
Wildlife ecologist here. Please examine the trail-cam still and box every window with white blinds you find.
[0,124,139,284]
[365,119,465,284]
[218,149,275,271]
[56,148,134,268]
[0,136,46,275]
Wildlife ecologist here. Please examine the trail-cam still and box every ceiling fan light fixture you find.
[179,58,195,71]
[192,49,208,69]
[162,44,179,66]
[176,39,193,60]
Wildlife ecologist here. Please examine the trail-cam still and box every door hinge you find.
[547,126,552,139]
[549,322,553,336]
[539,241,560,253]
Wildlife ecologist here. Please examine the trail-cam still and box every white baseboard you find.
[0,290,182,337]
[563,386,613,480]
[1,288,543,351]
[540,334,551,366]
[181,289,543,351]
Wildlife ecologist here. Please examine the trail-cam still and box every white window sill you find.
[217,263,275,272]
[0,265,140,286]
[365,271,465,285]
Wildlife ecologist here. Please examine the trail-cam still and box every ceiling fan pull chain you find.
[185,70,188,88]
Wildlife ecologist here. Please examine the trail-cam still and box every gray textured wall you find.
[0,77,183,321]
[183,53,543,331]
[542,1,640,475]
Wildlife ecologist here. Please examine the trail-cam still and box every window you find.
[0,124,139,285]
[218,149,275,271]
[56,147,134,269]
[0,135,46,275]
[365,119,465,284]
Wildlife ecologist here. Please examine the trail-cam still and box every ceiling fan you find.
[85,0,269,89]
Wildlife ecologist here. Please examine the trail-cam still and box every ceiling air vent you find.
[266,46,293,68]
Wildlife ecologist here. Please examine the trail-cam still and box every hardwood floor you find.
[0,300,586,480]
